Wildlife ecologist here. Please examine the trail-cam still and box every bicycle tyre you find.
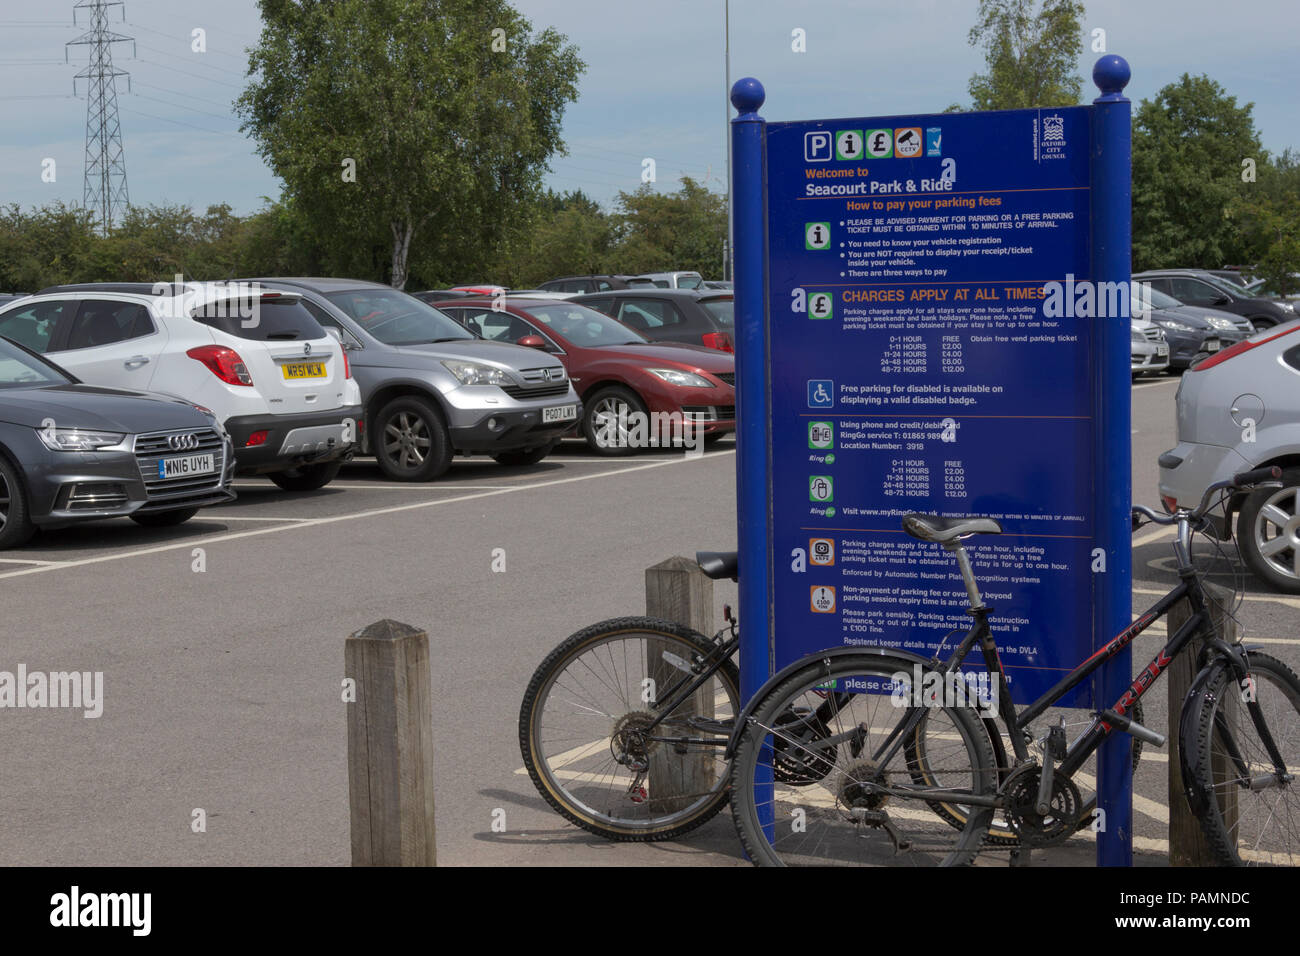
[729,653,996,866]
[519,616,740,841]
[1186,651,1300,866]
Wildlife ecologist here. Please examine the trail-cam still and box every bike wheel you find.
[519,616,740,841]
[729,654,996,866]
[1188,651,1300,865]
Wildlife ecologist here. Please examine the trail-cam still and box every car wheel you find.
[582,386,647,457]
[373,396,452,481]
[0,454,35,549]
[268,461,342,492]
[1237,467,1300,593]
[129,507,199,528]
[493,441,557,467]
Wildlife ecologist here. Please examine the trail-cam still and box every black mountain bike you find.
[519,469,1297,864]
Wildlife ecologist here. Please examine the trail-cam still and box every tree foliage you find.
[235,0,584,288]
[1131,74,1263,271]
[965,0,1085,111]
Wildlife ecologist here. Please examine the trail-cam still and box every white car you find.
[0,283,362,491]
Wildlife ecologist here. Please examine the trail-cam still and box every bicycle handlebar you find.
[1133,466,1282,529]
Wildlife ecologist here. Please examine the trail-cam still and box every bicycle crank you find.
[1001,764,1082,848]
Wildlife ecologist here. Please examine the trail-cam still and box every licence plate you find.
[1156,345,1169,356]
[543,404,577,423]
[282,362,326,379]
[1204,339,1220,352]
[158,454,215,479]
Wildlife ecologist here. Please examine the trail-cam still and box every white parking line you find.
[1134,584,1300,610]
[0,452,734,580]
[1131,526,1173,549]
[314,484,520,491]
[0,557,68,566]
[192,516,313,522]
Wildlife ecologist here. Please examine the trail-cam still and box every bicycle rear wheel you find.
[1187,651,1300,865]
[729,654,996,866]
[519,617,740,841]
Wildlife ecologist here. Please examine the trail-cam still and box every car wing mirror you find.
[517,334,549,350]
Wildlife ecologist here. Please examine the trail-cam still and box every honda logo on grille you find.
[168,433,201,451]
[544,367,563,381]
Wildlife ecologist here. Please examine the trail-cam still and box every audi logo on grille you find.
[167,433,201,451]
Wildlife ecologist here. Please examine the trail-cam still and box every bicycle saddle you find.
[901,513,1003,543]
[696,550,738,581]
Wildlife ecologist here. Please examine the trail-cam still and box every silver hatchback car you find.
[1159,320,1300,591]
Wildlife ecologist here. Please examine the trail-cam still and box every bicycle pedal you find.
[628,786,648,804]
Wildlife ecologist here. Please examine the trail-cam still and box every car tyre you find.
[373,396,452,481]
[1237,466,1300,593]
[582,386,647,457]
[0,454,35,549]
[129,507,199,528]
[493,441,557,467]
[268,461,343,491]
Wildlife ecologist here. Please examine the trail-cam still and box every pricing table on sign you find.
[766,107,1098,703]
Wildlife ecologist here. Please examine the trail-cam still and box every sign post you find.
[731,57,1134,866]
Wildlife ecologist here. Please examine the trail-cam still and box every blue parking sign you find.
[806,379,833,408]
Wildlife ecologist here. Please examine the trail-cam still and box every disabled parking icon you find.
[807,379,834,408]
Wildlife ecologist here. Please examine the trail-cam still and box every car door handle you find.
[124,356,150,368]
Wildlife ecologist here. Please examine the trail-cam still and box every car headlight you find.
[1205,316,1235,330]
[1130,329,1145,343]
[37,427,126,451]
[1156,319,1194,332]
[441,360,511,386]
[646,368,716,388]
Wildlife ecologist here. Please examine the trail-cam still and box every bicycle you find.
[728,466,1298,866]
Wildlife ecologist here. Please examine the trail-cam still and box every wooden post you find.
[346,619,436,866]
[645,556,715,814]
[1167,581,1237,866]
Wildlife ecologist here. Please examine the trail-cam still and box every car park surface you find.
[2,376,1293,867]
[432,295,736,454]
[254,278,582,478]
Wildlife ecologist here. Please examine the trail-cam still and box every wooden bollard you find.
[345,619,436,866]
[645,556,715,813]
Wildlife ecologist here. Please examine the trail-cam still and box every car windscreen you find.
[192,296,325,341]
[325,289,474,346]
[0,336,73,387]
[1133,285,1182,311]
[699,297,734,326]
[1199,274,1247,299]
[524,303,651,347]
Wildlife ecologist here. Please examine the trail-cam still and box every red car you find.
[433,297,735,455]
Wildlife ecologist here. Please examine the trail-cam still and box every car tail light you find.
[1161,494,1178,513]
[187,345,253,386]
[702,332,734,353]
[1190,324,1300,371]
[245,430,268,448]
[342,348,351,379]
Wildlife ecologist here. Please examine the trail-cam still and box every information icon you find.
[808,421,834,449]
[809,475,833,503]
[808,292,833,319]
[835,130,864,161]
[805,222,832,250]
[810,586,837,614]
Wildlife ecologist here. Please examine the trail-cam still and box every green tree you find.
[1235,150,1300,294]
[610,178,727,278]
[965,0,1086,110]
[236,0,584,289]
[1130,74,1264,271]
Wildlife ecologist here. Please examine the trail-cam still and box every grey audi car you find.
[0,334,235,549]
[250,278,581,480]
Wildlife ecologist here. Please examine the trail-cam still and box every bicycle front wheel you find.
[519,616,740,841]
[1187,651,1300,866]
[729,654,996,866]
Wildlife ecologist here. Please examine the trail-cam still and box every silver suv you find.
[252,278,581,480]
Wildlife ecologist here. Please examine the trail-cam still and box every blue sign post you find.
[731,58,1134,865]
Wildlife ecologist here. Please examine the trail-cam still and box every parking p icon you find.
[804,131,831,162]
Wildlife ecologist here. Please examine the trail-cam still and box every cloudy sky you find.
[0,0,1296,216]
